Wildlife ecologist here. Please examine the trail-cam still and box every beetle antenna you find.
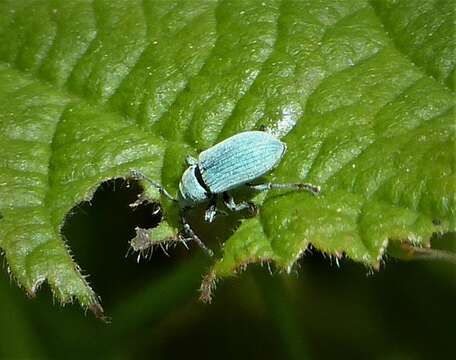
[130,170,177,201]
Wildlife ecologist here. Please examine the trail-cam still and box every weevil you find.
[131,130,320,256]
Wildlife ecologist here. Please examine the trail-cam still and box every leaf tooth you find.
[29,275,46,297]
[376,239,389,262]
[199,270,217,304]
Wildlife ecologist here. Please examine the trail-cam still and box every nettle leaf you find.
[0,0,454,314]
[371,0,455,90]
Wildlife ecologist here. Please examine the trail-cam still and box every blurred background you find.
[0,179,454,360]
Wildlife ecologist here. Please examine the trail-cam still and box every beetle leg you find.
[204,195,228,223]
[223,192,257,214]
[204,205,218,223]
[204,196,218,223]
[248,182,321,195]
[181,212,213,256]
[130,170,177,201]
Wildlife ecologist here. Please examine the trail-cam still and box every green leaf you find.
[0,0,454,313]
[370,0,455,90]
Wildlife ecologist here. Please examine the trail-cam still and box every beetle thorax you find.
[178,165,209,206]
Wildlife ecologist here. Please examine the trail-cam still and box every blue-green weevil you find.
[131,130,320,256]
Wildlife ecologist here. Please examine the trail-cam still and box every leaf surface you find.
[0,0,454,311]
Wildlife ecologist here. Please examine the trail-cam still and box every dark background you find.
[0,179,454,360]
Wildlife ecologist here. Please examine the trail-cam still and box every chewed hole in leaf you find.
[61,178,177,300]
[62,178,162,237]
